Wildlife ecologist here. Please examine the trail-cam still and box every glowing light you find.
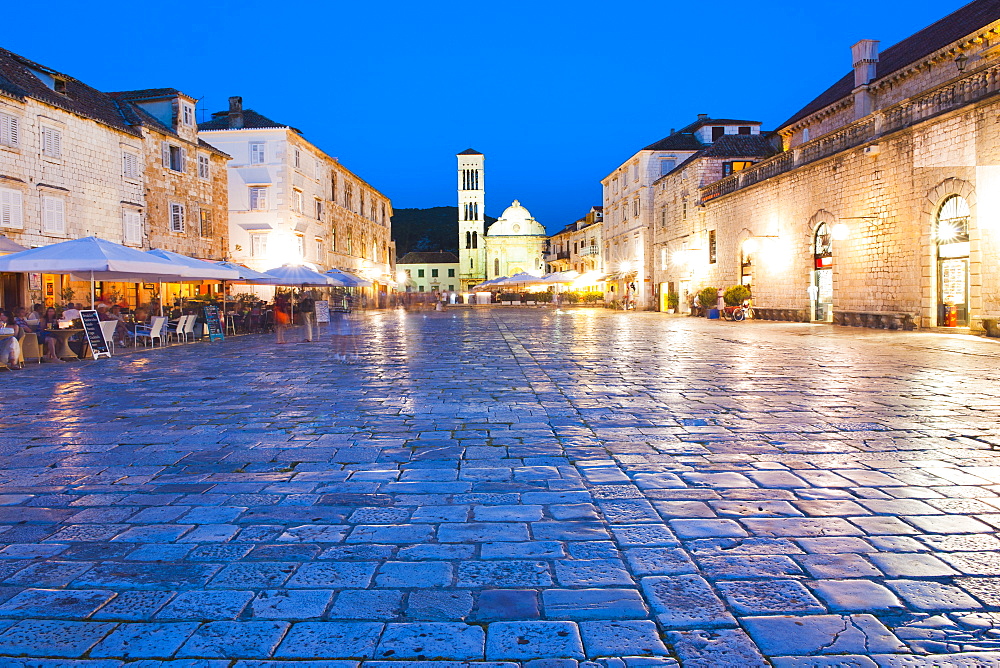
[742,238,759,253]
[619,260,633,273]
[831,223,849,241]
[936,221,961,242]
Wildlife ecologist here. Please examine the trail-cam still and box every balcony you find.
[581,245,599,257]
[547,250,570,261]
[700,62,1000,204]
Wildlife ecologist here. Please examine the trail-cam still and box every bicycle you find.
[721,304,754,321]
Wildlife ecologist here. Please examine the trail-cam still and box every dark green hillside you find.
[391,206,496,258]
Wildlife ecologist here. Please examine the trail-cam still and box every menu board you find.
[203,305,224,342]
[80,310,111,359]
[315,300,330,324]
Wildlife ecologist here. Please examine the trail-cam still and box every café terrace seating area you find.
[0,237,371,370]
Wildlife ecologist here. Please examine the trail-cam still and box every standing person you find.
[299,291,315,342]
[330,290,355,362]
[274,292,290,344]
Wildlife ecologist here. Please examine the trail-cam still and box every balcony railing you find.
[700,62,1000,203]
[547,250,570,261]
[581,245,600,256]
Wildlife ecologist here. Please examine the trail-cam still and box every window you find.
[122,151,140,179]
[802,128,810,142]
[249,187,268,211]
[738,126,751,135]
[250,233,267,258]
[633,198,640,217]
[162,143,185,171]
[295,235,304,259]
[315,238,323,261]
[346,231,353,255]
[418,269,425,278]
[292,189,303,213]
[41,196,65,233]
[936,195,971,243]
[448,268,455,277]
[199,209,212,238]
[709,230,717,264]
[169,203,185,232]
[123,209,142,245]
[682,201,688,220]
[41,126,62,158]
[182,103,194,126]
[345,183,353,210]
[331,172,338,203]
[723,161,754,176]
[293,147,301,169]
[249,141,265,164]
[0,113,19,148]
[448,284,454,291]
[494,258,499,275]
[315,199,323,219]
[0,188,24,228]
[712,126,725,141]
[198,154,210,179]
[659,159,676,176]
[331,228,337,251]
[431,269,439,278]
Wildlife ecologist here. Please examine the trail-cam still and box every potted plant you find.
[699,287,719,319]
[723,285,751,307]
[667,291,679,314]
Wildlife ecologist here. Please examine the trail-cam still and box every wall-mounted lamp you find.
[831,223,850,240]
[742,235,779,254]
[955,53,969,72]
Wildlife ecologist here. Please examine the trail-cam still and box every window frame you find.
[40,125,62,158]
[249,141,265,164]
[249,187,268,211]
[0,187,24,229]
[0,113,19,148]
[168,202,185,233]
[122,151,141,179]
[197,154,210,179]
[41,195,66,234]
[122,209,143,246]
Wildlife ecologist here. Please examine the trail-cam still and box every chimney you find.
[697,113,709,120]
[228,96,244,129]
[852,40,880,87]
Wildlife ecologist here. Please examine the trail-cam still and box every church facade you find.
[456,150,547,291]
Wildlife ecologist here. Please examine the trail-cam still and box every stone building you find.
[199,98,394,303]
[601,117,761,308]
[0,48,229,309]
[455,150,548,289]
[652,134,775,312]
[690,0,1000,331]
[396,251,460,294]
[546,206,604,289]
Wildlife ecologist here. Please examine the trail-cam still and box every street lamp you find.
[831,223,850,241]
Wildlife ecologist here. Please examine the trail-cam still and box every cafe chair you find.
[134,316,167,348]
[183,315,199,342]
[18,332,41,364]
[99,321,118,355]
[168,315,191,343]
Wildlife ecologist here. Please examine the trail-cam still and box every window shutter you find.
[180,148,187,173]
[170,203,185,232]
[0,114,18,147]
[162,142,170,168]
[42,196,65,233]
[0,189,24,228]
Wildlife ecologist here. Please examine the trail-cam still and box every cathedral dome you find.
[487,200,546,236]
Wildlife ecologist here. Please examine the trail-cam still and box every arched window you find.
[494,258,500,276]
[936,195,970,243]
[465,231,471,249]
[814,223,832,268]
[472,231,478,249]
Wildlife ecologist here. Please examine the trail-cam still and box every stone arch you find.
[807,210,837,322]
[921,178,978,328]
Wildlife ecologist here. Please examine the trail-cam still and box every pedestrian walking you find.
[330,290,356,362]
[274,292,290,344]
[299,290,315,342]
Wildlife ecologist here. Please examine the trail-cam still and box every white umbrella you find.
[324,267,372,288]
[496,272,548,287]
[215,261,278,281]
[0,236,26,255]
[249,265,338,287]
[146,249,241,280]
[0,236,199,306]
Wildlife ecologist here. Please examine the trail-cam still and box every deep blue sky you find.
[7,0,969,232]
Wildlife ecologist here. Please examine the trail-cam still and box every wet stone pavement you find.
[1,308,1000,666]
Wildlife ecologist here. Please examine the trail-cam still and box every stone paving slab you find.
[2,312,1000,664]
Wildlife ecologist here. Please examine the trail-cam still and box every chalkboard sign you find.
[315,300,330,324]
[80,310,111,359]
[203,305,224,342]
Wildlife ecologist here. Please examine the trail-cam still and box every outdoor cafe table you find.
[45,328,83,360]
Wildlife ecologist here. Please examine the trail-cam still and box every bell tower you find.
[457,149,486,291]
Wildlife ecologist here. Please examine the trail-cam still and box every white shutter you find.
[0,188,24,229]
[123,210,142,244]
[0,114,18,147]
[42,127,63,157]
[161,142,170,168]
[170,203,184,232]
[42,196,65,233]
[180,148,187,173]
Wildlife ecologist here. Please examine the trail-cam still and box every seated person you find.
[0,310,21,369]
[27,304,43,328]
[37,306,64,362]
[106,305,129,345]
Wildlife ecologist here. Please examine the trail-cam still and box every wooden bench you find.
[833,311,915,330]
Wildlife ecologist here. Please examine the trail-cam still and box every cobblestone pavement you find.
[2,308,1000,666]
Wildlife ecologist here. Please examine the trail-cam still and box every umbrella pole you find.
[90,271,95,308]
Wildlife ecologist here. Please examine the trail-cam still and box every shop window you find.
[723,161,754,176]
[708,230,716,264]
[814,222,832,268]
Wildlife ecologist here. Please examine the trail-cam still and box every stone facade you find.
[199,98,394,299]
[397,251,460,293]
[601,117,761,308]
[546,206,604,283]
[689,5,1000,330]
[0,49,230,308]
